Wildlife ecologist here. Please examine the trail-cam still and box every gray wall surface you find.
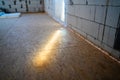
[45,0,120,59]
[66,0,120,59]
[45,0,54,17]
[45,0,66,24]
[0,0,44,12]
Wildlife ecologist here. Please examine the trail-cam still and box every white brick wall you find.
[109,0,120,6]
[65,0,120,58]
[66,5,75,15]
[98,25,104,41]
[87,0,107,5]
[45,0,55,16]
[103,26,110,44]
[88,22,99,38]
[95,6,106,24]
[0,0,44,12]
[78,5,95,21]
[67,14,77,27]
[108,28,116,47]
[76,17,82,31]
[72,0,86,4]
[106,7,120,28]
[103,26,116,47]
[74,5,80,17]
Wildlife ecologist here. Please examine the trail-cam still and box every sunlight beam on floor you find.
[32,30,61,68]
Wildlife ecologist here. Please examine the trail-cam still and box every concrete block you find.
[95,6,106,24]
[28,7,41,14]
[74,5,81,17]
[106,6,120,28]
[17,9,26,12]
[10,5,17,8]
[108,28,116,47]
[37,4,43,8]
[66,5,75,15]
[21,2,26,5]
[87,35,95,43]
[98,25,104,41]
[81,19,99,38]
[102,43,113,53]
[28,4,37,8]
[4,1,13,5]
[34,8,40,12]
[80,19,89,33]
[79,5,95,21]
[30,0,39,4]
[88,22,99,38]
[16,3,26,6]
[78,30,87,38]
[66,14,71,25]
[8,9,16,12]
[71,26,87,38]
[76,17,82,31]
[87,35,101,46]
[74,5,78,16]
[28,8,35,12]
[73,0,86,4]
[87,0,107,5]
[2,5,9,9]
[109,0,120,6]
[67,14,77,27]
[95,39,102,47]
[103,26,110,44]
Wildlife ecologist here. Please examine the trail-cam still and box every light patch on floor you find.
[33,30,61,67]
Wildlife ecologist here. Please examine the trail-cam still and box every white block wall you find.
[66,0,120,59]
[45,0,66,24]
[44,0,54,17]
[0,0,44,12]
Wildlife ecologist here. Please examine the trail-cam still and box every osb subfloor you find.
[0,13,120,80]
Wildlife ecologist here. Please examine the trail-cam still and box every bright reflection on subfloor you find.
[32,30,61,68]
